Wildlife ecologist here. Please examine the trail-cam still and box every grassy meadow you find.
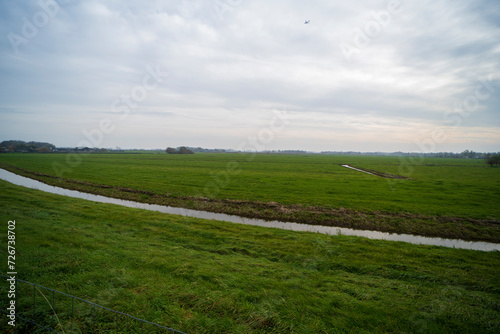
[0,153,498,242]
[1,179,499,333]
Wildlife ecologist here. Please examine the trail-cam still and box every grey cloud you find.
[0,0,498,151]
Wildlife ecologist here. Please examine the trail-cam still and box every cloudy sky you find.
[0,0,499,152]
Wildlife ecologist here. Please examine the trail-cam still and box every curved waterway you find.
[1,168,498,252]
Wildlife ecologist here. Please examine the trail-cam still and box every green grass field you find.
[1,179,499,333]
[0,153,498,241]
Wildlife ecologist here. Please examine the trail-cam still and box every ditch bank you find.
[0,165,498,244]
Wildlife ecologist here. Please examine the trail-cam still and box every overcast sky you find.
[0,0,499,152]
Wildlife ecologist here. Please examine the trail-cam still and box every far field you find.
[0,153,499,242]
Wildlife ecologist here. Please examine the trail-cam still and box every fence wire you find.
[0,274,186,333]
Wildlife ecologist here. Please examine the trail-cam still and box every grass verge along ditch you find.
[0,162,498,243]
[0,179,499,333]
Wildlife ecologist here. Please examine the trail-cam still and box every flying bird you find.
[304,20,310,24]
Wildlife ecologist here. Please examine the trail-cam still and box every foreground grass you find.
[0,153,499,242]
[1,180,499,333]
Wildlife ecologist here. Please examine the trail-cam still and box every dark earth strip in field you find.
[1,163,498,243]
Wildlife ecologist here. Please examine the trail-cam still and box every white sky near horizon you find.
[0,0,499,152]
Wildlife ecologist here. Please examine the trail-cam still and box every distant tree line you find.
[55,147,109,153]
[1,140,497,165]
[0,140,113,154]
[166,146,194,154]
[0,140,56,153]
[187,147,229,153]
[485,153,500,167]
[320,150,492,159]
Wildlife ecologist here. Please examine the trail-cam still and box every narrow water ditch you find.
[341,164,410,179]
[341,165,377,176]
[1,168,498,251]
